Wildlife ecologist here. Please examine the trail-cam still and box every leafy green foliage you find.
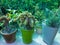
[19,11,35,30]
[0,0,60,29]
[46,16,60,28]
[34,10,45,23]
[0,15,18,33]
[0,0,59,13]
[46,10,60,28]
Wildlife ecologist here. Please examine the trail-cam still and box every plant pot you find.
[0,30,17,43]
[21,29,34,44]
[42,23,58,45]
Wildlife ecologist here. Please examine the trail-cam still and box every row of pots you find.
[0,29,34,44]
[0,23,58,45]
[0,17,59,45]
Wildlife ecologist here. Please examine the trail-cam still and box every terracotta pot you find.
[1,30,17,43]
[0,16,17,43]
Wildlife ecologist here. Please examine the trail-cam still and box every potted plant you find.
[0,16,18,43]
[35,19,42,34]
[42,15,60,45]
[19,11,35,44]
[34,11,45,34]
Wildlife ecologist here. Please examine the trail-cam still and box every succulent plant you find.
[19,11,35,30]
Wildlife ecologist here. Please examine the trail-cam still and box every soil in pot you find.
[0,25,17,43]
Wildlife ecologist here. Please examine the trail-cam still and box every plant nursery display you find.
[0,0,60,45]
